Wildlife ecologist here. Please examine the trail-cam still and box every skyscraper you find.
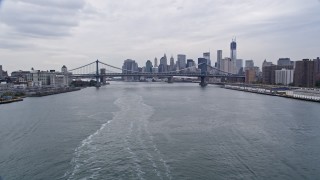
[61,65,68,74]
[186,59,195,68]
[277,58,292,66]
[177,54,186,71]
[245,60,254,69]
[262,59,273,67]
[122,59,139,81]
[217,50,222,70]
[0,65,3,79]
[220,57,232,73]
[154,57,158,67]
[198,58,207,74]
[235,59,243,74]
[146,60,153,73]
[230,39,237,74]
[170,56,175,71]
[203,52,211,66]
[159,54,168,72]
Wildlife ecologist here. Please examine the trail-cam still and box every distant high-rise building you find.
[217,50,222,71]
[245,60,254,68]
[186,59,195,68]
[170,56,175,71]
[177,54,186,71]
[158,64,166,73]
[262,59,273,67]
[220,57,232,73]
[154,57,158,67]
[159,54,168,72]
[275,68,294,85]
[245,69,256,84]
[230,39,237,73]
[236,59,243,74]
[122,59,139,81]
[277,58,292,66]
[0,65,3,79]
[203,52,211,66]
[294,59,315,87]
[262,64,294,84]
[146,60,153,73]
[61,65,68,74]
[198,58,207,74]
[314,57,320,86]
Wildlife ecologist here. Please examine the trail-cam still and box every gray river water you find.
[0,82,319,180]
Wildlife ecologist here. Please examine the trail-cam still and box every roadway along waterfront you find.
[0,82,319,179]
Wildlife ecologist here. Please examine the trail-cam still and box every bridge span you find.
[68,60,245,87]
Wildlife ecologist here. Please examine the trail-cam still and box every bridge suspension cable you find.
[68,61,96,72]
[206,64,237,75]
[98,60,141,73]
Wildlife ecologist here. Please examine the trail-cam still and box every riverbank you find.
[222,84,320,103]
[0,98,23,104]
[26,87,81,97]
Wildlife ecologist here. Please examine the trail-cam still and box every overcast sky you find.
[0,0,319,72]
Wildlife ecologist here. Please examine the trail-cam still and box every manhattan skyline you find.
[0,0,319,72]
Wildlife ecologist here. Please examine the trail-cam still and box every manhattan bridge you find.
[68,60,245,87]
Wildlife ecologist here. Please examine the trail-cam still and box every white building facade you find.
[275,68,294,85]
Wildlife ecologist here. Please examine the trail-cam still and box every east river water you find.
[0,82,319,180]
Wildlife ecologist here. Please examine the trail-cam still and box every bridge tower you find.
[199,76,207,87]
[95,60,101,87]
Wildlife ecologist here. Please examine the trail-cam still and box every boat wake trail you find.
[63,94,172,180]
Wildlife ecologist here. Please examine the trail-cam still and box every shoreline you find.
[0,87,82,105]
[222,85,320,103]
[26,87,81,97]
[0,98,23,104]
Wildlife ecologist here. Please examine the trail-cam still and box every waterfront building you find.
[11,66,71,87]
[203,52,211,66]
[217,50,222,71]
[314,57,320,87]
[245,69,256,84]
[294,59,315,87]
[11,70,31,84]
[275,69,294,85]
[0,65,2,79]
[262,65,294,85]
[177,54,186,71]
[145,60,153,73]
[0,65,8,80]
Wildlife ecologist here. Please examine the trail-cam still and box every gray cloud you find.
[0,0,319,72]
[0,0,88,37]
